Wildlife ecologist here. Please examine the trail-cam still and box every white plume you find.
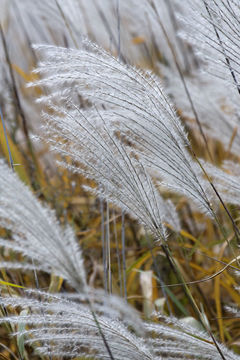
[0,159,86,291]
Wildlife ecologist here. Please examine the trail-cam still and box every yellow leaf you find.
[132,36,145,45]
[127,251,152,292]
[180,229,198,242]
[0,279,24,289]
[12,64,37,83]
[12,64,42,95]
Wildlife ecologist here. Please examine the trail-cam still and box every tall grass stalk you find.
[113,210,123,297]
[121,211,127,301]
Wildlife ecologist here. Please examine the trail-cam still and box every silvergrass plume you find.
[30,41,213,228]
[0,290,239,359]
[0,159,86,292]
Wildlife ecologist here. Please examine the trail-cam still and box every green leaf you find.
[17,309,28,359]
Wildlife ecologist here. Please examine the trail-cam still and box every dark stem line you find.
[54,0,79,49]
[203,0,240,96]
[0,23,38,174]
[211,180,240,243]
[100,199,108,293]
[0,24,28,144]
[195,155,240,248]
[115,0,121,59]
[113,210,123,297]
[93,0,127,63]
[147,237,172,315]
[153,7,240,249]
[106,202,112,294]
[121,211,127,301]
[87,298,115,360]
[153,10,213,161]
[161,243,227,360]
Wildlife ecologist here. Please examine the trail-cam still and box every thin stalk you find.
[147,236,172,315]
[106,202,112,294]
[115,0,121,59]
[121,211,127,301]
[160,242,227,360]
[195,155,240,250]
[93,0,126,63]
[151,6,240,249]
[0,23,39,176]
[87,297,115,360]
[0,343,20,360]
[163,0,192,72]
[54,0,79,49]
[100,199,108,293]
[158,253,240,287]
[113,210,123,297]
[14,0,38,63]
[152,9,213,162]
[203,0,240,96]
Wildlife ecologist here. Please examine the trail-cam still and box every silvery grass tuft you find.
[176,0,240,91]
[1,160,238,359]
[27,40,238,359]
[0,159,86,292]
[0,159,144,327]
[0,290,239,360]
[204,161,240,206]
[30,40,214,224]
[161,65,240,155]
[0,290,152,360]
[0,161,237,359]
[166,0,240,155]
[145,315,240,360]
[0,1,239,358]
[37,98,174,240]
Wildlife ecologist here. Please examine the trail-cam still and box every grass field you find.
[0,1,240,359]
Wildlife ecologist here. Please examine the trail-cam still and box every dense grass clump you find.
[0,1,240,359]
